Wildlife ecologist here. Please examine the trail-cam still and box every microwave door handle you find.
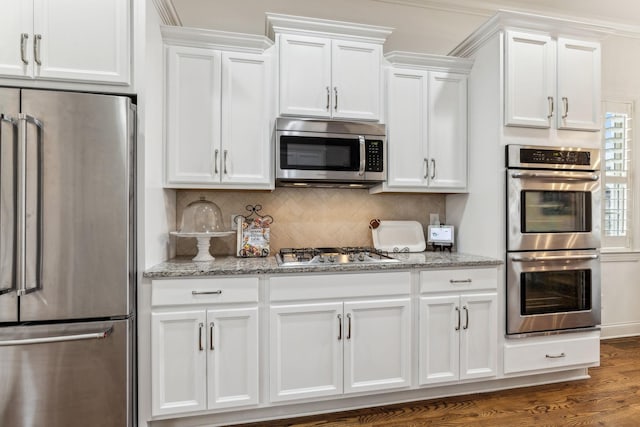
[358,136,366,176]
[510,171,599,181]
[511,254,599,262]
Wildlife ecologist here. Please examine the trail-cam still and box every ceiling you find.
[167,0,640,30]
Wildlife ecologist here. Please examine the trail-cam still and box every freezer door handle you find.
[16,113,44,296]
[0,326,113,346]
[0,114,18,295]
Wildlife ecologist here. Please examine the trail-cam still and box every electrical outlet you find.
[230,214,241,230]
[429,213,440,225]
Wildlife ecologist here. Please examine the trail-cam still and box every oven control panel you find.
[520,148,591,166]
[507,145,600,171]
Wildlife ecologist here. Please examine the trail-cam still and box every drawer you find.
[504,333,600,374]
[420,267,498,294]
[152,277,259,306]
[270,271,411,302]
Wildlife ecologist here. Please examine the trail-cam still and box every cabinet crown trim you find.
[450,10,613,57]
[266,13,393,44]
[385,51,473,74]
[161,25,273,53]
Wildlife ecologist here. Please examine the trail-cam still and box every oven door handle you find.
[511,254,599,262]
[510,171,599,181]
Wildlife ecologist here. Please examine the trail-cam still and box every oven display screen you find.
[520,148,591,166]
[521,270,592,315]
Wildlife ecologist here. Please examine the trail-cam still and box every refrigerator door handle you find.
[0,326,113,346]
[0,114,18,296]
[16,113,44,296]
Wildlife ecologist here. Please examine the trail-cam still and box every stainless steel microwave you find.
[275,118,386,187]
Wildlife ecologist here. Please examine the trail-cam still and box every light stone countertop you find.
[143,251,502,279]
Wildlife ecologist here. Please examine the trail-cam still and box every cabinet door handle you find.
[326,86,330,111]
[463,306,469,330]
[545,352,566,359]
[455,306,460,331]
[192,290,222,295]
[547,96,554,119]
[334,87,338,111]
[562,97,569,119]
[223,149,228,175]
[20,33,29,65]
[198,322,204,351]
[337,314,342,340]
[423,158,428,179]
[209,322,215,350]
[214,149,219,175]
[346,313,352,340]
[431,159,436,180]
[33,34,42,66]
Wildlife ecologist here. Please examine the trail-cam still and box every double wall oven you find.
[506,145,601,335]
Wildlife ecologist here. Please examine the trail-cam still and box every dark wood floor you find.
[247,337,640,427]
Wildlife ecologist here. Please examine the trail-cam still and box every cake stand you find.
[170,231,235,262]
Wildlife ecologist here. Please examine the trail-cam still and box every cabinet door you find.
[278,34,331,118]
[32,0,130,84]
[207,307,258,409]
[165,45,221,185]
[428,72,467,190]
[386,69,428,188]
[504,30,555,128]
[270,302,343,402]
[331,40,381,120]
[343,298,411,394]
[221,51,272,186]
[151,310,207,416]
[459,293,497,380]
[419,295,459,385]
[557,37,601,131]
[0,0,33,78]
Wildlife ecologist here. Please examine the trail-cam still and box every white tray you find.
[371,220,426,252]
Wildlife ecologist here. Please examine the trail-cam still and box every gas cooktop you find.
[276,246,400,267]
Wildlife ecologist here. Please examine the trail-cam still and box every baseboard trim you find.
[600,323,640,339]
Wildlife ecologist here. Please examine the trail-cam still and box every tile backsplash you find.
[175,188,445,256]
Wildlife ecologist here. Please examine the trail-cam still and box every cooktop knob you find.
[358,252,366,261]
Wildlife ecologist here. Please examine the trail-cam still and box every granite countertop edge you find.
[143,252,503,279]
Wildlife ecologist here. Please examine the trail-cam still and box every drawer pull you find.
[450,279,472,284]
[545,352,566,359]
[192,290,223,295]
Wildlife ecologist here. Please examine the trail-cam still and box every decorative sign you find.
[236,205,273,258]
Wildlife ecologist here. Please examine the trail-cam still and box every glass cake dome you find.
[179,197,224,233]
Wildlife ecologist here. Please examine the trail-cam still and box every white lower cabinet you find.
[269,272,412,402]
[270,298,411,402]
[151,278,259,416]
[419,268,498,385]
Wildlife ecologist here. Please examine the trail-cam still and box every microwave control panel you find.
[365,140,384,172]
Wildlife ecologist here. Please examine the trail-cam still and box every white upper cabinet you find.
[556,37,601,131]
[278,34,332,118]
[0,0,130,85]
[267,13,392,121]
[378,53,471,193]
[505,30,601,131]
[162,27,274,189]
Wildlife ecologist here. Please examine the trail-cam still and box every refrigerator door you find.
[19,90,134,321]
[0,318,133,427]
[0,88,19,323]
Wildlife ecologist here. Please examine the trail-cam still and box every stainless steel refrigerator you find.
[0,88,135,427]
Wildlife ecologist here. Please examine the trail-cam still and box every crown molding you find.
[385,51,473,74]
[161,25,273,53]
[152,0,182,26]
[266,13,393,44]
